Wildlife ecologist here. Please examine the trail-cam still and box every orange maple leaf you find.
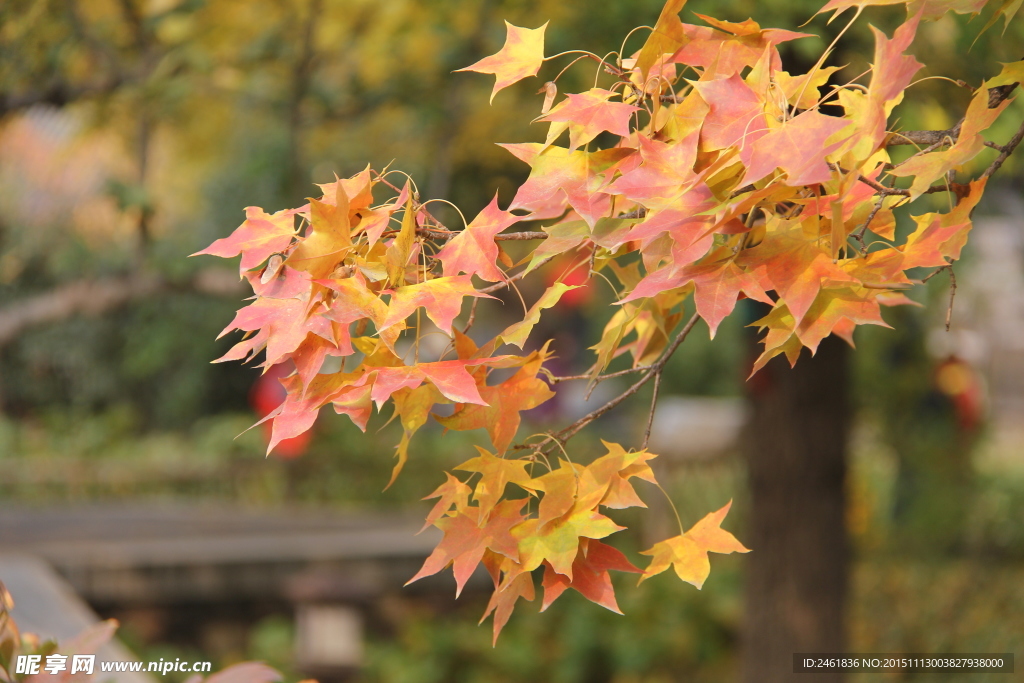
[693,74,769,153]
[408,498,527,597]
[436,351,555,453]
[624,257,773,337]
[514,503,623,579]
[457,22,548,103]
[501,143,634,226]
[672,16,810,79]
[435,193,521,282]
[420,473,472,532]
[480,571,535,645]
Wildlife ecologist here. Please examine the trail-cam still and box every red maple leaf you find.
[541,540,640,613]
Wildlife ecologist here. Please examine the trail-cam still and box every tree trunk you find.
[740,335,850,683]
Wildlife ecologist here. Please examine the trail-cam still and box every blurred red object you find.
[545,252,595,307]
[249,363,311,458]
[935,355,985,432]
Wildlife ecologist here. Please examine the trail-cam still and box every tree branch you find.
[495,231,549,241]
[983,116,1024,178]
[548,363,656,384]
[545,311,700,448]
[0,269,245,348]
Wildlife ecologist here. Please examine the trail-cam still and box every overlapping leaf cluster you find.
[197,0,1022,641]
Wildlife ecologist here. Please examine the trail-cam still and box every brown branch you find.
[885,127,961,148]
[885,83,1017,150]
[495,231,549,241]
[983,117,1024,178]
[549,363,656,384]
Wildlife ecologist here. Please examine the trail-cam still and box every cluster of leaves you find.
[196,0,1023,641]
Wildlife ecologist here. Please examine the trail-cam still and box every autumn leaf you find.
[192,207,298,275]
[523,219,590,275]
[740,218,858,325]
[539,88,639,150]
[639,500,749,588]
[793,285,889,352]
[457,21,548,103]
[741,110,851,187]
[623,257,773,337]
[890,83,1009,198]
[455,447,541,514]
[578,441,658,509]
[436,350,555,453]
[499,282,579,348]
[672,16,810,79]
[385,185,418,287]
[288,180,354,279]
[480,571,535,645]
[218,297,334,367]
[606,132,715,220]
[541,540,641,613]
[420,472,472,532]
[408,498,528,596]
[435,193,521,282]
[635,0,688,83]
[817,0,985,22]
[835,12,923,162]
[380,275,494,336]
[514,502,623,579]
[899,178,985,269]
[692,74,769,153]
[502,143,634,226]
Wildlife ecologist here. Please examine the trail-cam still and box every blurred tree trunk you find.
[740,335,850,683]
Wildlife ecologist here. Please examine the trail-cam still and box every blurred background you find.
[1,0,1023,681]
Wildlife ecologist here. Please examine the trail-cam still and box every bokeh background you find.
[1,0,1023,681]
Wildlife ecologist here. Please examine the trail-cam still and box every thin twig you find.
[982,117,1024,178]
[462,294,480,334]
[922,264,950,283]
[549,363,656,384]
[852,193,887,254]
[641,371,662,451]
[946,266,957,331]
[547,311,700,449]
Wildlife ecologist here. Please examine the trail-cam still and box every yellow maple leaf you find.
[639,500,749,589]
